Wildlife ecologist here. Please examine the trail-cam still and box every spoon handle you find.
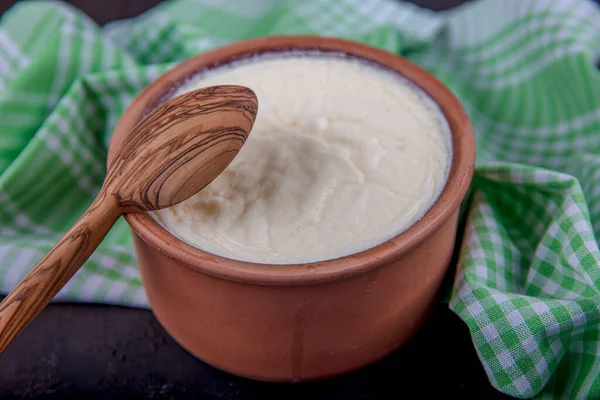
[0,192,119,354]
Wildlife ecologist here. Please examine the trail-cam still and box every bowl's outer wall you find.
[134,211,458,382]
[110,36,476,382]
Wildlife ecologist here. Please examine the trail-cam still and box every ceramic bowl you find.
[107,35,475,382]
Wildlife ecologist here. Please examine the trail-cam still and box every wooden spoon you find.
[0,85,258,354]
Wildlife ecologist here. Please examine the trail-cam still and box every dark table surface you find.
[0,0,510,399]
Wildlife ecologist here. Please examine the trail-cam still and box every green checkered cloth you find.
[0,0,599,398]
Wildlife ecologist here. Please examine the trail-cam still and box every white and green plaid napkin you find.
[1,0,599,398]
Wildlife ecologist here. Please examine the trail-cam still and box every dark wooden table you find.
[0,1,509,399]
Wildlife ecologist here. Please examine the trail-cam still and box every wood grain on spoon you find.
[0,85,258,354]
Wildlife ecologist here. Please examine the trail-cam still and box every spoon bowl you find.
[107,85,257,212]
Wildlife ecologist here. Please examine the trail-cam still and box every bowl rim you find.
[108,35,475,286]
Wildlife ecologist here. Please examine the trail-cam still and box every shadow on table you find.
[0,297,510,400]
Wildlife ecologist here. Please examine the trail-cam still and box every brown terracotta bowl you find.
[107,36,475,383]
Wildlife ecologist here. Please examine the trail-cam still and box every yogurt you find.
[151,53,452,264]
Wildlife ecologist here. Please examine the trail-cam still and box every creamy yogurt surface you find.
[151,53,452,264]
